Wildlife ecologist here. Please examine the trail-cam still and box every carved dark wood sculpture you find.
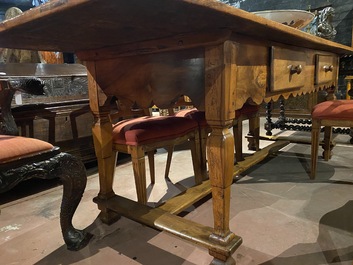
[0,78,92,250]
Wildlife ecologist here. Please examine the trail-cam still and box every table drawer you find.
[270,46,307,93]
[315,54,337,85]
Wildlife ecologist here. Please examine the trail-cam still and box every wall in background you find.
[220,0,353,46]
[0,0,32,20]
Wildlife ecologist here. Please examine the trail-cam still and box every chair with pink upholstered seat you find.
[311,100,353,179]
[109,99,206,205]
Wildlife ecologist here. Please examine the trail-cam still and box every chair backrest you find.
[166,95,195,116]
[109,97,150,123]
[109,95,196,124]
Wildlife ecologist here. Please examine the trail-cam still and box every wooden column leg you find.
[311,119,321,179]
[86,61,119,224]
[208,126,237,265]
[131,146,147,204]
[205,41,239,265]
[92,117,119,224]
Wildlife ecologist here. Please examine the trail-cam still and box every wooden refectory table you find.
[1,1,353,264]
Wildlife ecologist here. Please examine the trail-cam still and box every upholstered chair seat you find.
[111,114,204,204]
[0,134,54,163]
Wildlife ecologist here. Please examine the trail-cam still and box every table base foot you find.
[94,195,242,259]
[210,256,236,265]
[65,229,93,251]
[94,196,121,225]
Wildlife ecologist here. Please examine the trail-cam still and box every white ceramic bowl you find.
[252,9,315,29]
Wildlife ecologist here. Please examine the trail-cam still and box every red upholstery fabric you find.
[112,115,198,146]
[312,100,353,120]
[175,108,208,127]
[175,104,259,127]
[0,135,54,163]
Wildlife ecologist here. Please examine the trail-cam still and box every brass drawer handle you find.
[289,64,302,75]
[323,65,334,72]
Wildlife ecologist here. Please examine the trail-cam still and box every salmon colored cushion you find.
[112,116,198,146]
[175,108,208,127]
[312,100,353,120]
[175,104,259,128]
[0,135,54,163]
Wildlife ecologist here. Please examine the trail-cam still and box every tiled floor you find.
[1,121,353,265]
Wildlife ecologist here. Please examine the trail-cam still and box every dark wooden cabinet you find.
[1,63,96,165]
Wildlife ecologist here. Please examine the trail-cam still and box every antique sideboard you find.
[0,1,352,264]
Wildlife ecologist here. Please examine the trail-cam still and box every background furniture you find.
[0,78,92,251]
[0,63,96,165]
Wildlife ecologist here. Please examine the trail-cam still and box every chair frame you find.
[110,99,205,204]
[233,110,260,162]
[113,129,203,204]
[311,118,353,179]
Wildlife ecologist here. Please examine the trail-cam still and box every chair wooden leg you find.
[130,146,147,204]
[189,131,203,185]
[233,119,244,162]
[147,150,155,184]
[311,119,321,179]
[248,115,260,151]
[199,128,209,181]
[323,126,333,161]
[164,145,174,180]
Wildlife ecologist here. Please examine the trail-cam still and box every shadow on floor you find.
[257,201,353,265]
[33,215,200,265]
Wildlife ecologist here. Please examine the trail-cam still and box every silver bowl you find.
[252,9,315,29]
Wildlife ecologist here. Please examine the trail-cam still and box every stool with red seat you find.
[311,100,353,179]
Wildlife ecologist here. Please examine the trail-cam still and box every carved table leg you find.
[207,126,238,265]
[58,152,93,251]
[86,61,120,224]
[205,41,240,265]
